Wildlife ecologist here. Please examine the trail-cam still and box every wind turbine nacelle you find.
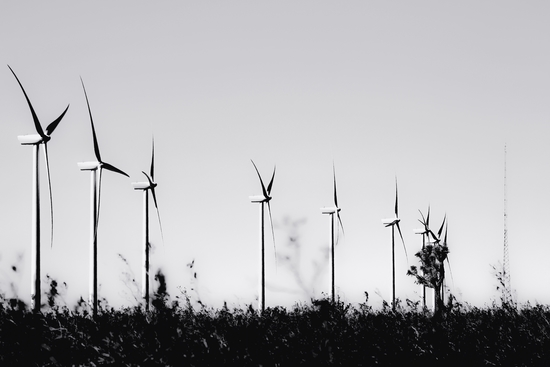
[249,195,267,203]
[382,218,399,226]
[78,161,101,171]
[321,207,338,214]
[132,181,150,190]
[18,134,43,145]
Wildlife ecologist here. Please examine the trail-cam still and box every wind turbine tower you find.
[502,144,512,305]
[78,80,129,316]
[132,137,163,311]
[413,226,427,308]
[10,66,69,312]
[320,164,344,304]
[249,160,276,312]
[382,178,407,311]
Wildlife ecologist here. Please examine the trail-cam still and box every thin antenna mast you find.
[502,144,512,305]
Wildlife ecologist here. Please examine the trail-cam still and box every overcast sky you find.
[1,1,549,310]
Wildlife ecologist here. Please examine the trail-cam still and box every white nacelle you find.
[249,195,267,203]
[18,134,43,145]
[132,181,150,190]
[321,207,338,214]
[382,217,399,226]
[77,161,101,171]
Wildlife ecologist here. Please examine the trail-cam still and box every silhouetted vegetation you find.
[0,262,539,365]
[407,242,449,317]
[1,289,550,366]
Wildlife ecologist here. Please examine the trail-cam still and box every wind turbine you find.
[320,164,344,304]
[78,79,129,316]
[381,178,407,311]
[418,209,448,310]
[249,160,276,312]
[10,65,69,312]
[132,137,164,311]
[432,215,450,305]
[418,206,435,307]
[440,221,452,304]
[415,207,432,308]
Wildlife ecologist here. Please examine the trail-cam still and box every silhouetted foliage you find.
[408,242,449,318]
[152,268,170,311]
[0,292,549,365]
[492,263,517,310]
[44,274,67,310]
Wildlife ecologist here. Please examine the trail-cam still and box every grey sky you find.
[0,1,549,309]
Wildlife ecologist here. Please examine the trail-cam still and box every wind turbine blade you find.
[151,187,164,243]
[396,222,408,261]
[80,78,102,163]
[150,136,155,181]
[437,214,446,239]
[267,201,277,269]
[428,229,439,244]
[426,206,430,227]
[102,162,129,178]
[445,257,454,284]
[45,104,69,136]
[94,168,103,244]
[333,163,339,208]
[442,222,453,283]
[8,65,46,139]
[153,191,164,240]
[143,172,164,242]
[142,171,153,185]
[394,177,398,217]
[337,213,345,238]
[250,160,268,198]
[267,165,276,196]
[418,209,426,226]
[43,143,54,248]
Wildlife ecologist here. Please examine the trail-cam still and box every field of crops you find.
[1,293,550,366]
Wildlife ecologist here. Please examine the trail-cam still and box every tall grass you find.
[1,290,550,366]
